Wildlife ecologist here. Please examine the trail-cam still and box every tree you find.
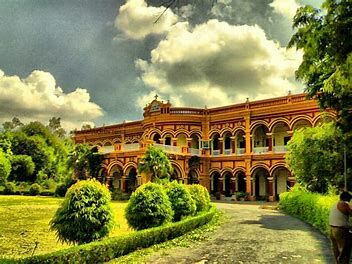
[68,144,103,179]
[50,179,114,244]
[47,117,66,138]
[0,149,11,185]
[2,117,23,131]
[8,155,35,182]
[288,0,352,138]
[286,123,348,193]
[138,145,173,182]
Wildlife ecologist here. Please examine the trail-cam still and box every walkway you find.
[142,202,334,264]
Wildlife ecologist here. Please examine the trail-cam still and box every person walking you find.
[329,191,352,264]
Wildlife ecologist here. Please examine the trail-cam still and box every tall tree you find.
[288,0,352,137]
[47,117,66,138]
[2,117,23,131]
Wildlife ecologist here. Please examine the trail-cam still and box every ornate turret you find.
[143,95,172,117]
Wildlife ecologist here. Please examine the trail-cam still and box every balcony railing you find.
[155,144,182,153]
[224,149,232,155]
[273,145,288,153]
[212,150,220,156]
[122,143,140,151]
[236,148,245,155]
[253,147,269,154]
[189,148,201,156]
[98,146,114,154]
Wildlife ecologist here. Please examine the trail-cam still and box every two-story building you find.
[73,93,333,201]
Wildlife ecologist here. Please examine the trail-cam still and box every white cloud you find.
[0,69,104,130]
[115,0,178,40]
[270,0,300,19]
[136,19,303,108]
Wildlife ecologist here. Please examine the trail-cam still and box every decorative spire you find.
[154,94,159,100]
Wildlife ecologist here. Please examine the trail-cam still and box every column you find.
[219,177,224,195]
[172,138,178,147]
[218,137,223,154]
[267,177,274,201]
[245,115,251,155]
[121,177,127,192]
[231,177,236,194]
[186,138,192,148]
[230,136,236,154]
[266,133,273,152]
[159,138,165,145]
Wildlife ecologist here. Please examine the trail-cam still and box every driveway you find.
[142,202,334,264]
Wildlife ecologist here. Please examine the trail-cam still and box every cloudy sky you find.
[0,0,324,130]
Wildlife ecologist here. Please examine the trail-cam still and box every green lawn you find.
[0,195,131,259]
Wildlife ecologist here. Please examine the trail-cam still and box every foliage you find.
[29,183,42,196]
[50,179,114,245]
[2,117,23,131]
[288,0,352,174]
[3,182,15,195]
[138,145,173,181]
[68,144,103,180]
[0,149,11,185]
[0,196,130,259]
[125,182,173,230]
[12,206,216,264]
[286,122,347,193]
[47,117,66,139]
[187,184,211,212]
[8,155,35,182]
[111,188,131,201]
[279,187,338,235]
[165,181,196,221]
[288,0,352,131]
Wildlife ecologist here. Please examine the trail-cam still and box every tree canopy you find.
[288,0,352,136]
[286,123,349,193]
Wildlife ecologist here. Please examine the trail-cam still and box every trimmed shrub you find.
[165,181,196,221]
[3,182,15,195]
[279,186,338,235]
[125,182,173,230]
[29,183,41,196]
[0,149,11,185]
[187,184,211,212]
[50,179,114,245]
[14,206,216,264]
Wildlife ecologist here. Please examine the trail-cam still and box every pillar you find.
[230,136,236,154]
[186,138,192,148]
[231,177,236,194]
[267,177,274,201]
[288,176,295,188]
[218,137,223,154]
[266,133,273,152]
[172,138,178,146]
[245,115,251,154]
[219,177,224,195]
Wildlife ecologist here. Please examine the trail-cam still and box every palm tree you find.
[138,145,173,182]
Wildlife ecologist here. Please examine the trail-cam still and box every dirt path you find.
[142,202,334,264]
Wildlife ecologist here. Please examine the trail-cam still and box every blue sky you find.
[0,0,323,130]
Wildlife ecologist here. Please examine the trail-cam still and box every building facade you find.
[73,93,333,201]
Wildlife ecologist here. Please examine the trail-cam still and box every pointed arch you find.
[123,162,138,175]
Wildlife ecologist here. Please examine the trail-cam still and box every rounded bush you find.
[50,179,114,244]
[29,183,41,195]
[125,182,173,230]
[165,181,196,221]
[187,184,211,212]
[4,182,15,195]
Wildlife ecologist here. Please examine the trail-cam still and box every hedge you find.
[4,206,216,264]
[279,188,338,235]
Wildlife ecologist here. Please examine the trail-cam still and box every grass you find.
[0,195,131,259]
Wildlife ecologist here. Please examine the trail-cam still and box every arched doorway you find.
[252,125,269,154]
[211,133,220,155]
[126,167,137,193]
[223,172,233,197]
[110,165,123,191]
[235,171,246,193]
[272,167,291,200]
[171,165,182,182]
[252,167,269,199]
[153,133,161,144]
